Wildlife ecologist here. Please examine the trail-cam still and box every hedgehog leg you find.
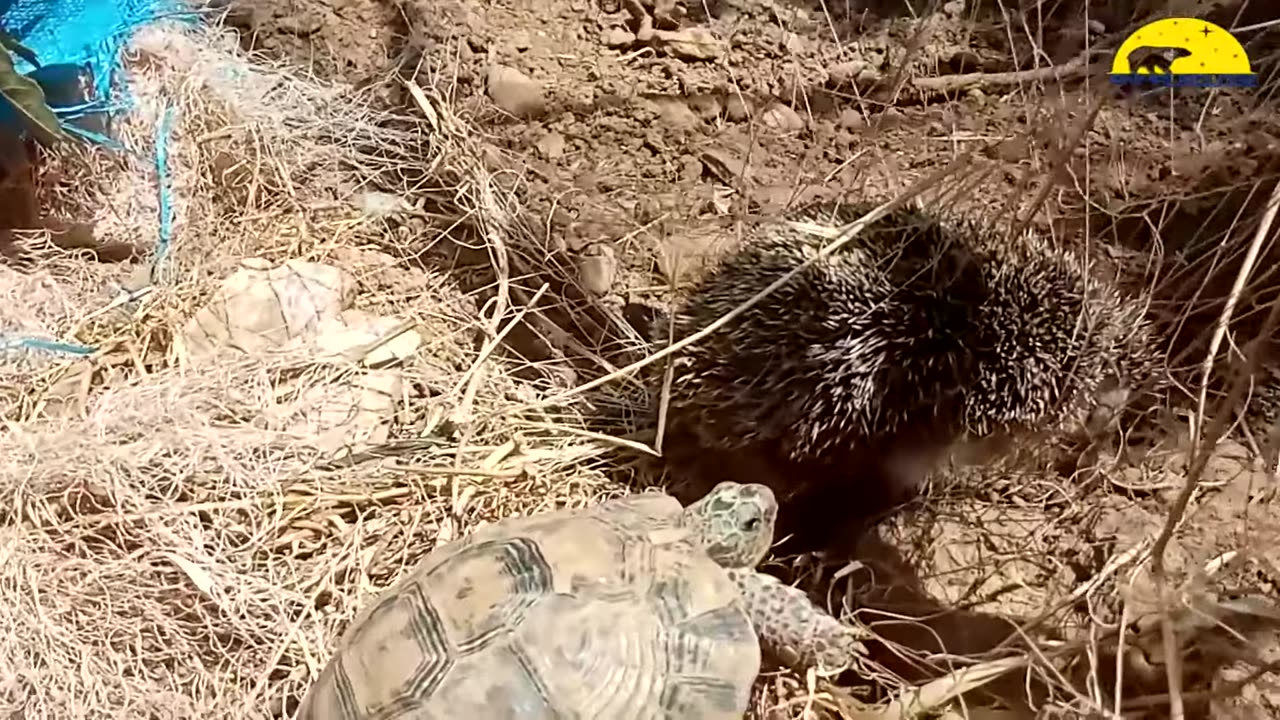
[774,477,884,553]
[772,447,935,555]
[728,568,867,670]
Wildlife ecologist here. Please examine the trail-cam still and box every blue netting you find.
[0,0,191,359]
[0,0,191,129]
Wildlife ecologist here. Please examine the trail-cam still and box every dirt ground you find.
[220,0,1280,715]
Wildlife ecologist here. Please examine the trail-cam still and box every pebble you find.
[680,156,703,182]
[760,102,805,132]
[645,96,700,129]
[724,93,752,121]
[653,28,725,60]
[828,60,867,86]
[487,65,547,119]
[686,94,722,121]
[576,243,618,296]
[535,131,566,160]
[601,27,634,48]
[837,107,865,129]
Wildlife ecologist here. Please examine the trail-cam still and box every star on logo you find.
[1200,26,1212,38]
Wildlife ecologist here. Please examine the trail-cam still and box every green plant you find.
[0,27,64,145]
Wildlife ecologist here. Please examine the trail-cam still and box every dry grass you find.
[0,21,637,718]
[3,6,1280,720]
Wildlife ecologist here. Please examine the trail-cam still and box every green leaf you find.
[0,46,63,145]
[0,27,41,69]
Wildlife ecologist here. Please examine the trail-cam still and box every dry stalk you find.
[1152,178,1280,720]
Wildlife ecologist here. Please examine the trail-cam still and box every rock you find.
[276,13,321,36]
[601,26,635,47]
[653,28,725,60]
[700,147,751,185]
[509,30,533,51]
[487,65,547,119]
[760,102,805,132]
[781,31,808,54]
[354,191,412,218]
[724,93,752,121]
[680,156,703,182]
[994,136,1028,163]
[837,107,865,129]
[828,61,867,86]
[686,93,722,120]
[576,242,617,295]
[535,131,567,159]
[180,258,355,361]
[643,96,700,129]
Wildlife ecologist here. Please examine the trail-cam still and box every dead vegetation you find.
[2,1,1280,719]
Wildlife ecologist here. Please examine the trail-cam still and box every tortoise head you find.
[682,481,778,568]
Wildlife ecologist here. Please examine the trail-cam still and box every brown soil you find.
[218,0,407,83]
[225,0,1280,714]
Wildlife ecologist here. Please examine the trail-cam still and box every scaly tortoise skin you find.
[296,481,865,719]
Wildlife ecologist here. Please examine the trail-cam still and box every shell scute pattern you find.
[319,580,452,719]
[299,491,761,720]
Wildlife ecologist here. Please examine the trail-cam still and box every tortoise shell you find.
[296,492,761,719]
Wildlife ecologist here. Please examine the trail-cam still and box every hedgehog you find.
[658,202,1162,550]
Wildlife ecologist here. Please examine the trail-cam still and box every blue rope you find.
[150,102,174,282]
[0,336,96,357]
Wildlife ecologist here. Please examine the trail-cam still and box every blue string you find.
[150,102,174,282]
[0,336,96,357]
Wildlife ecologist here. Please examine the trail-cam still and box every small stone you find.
[724,94,751,121]
[354,191,412,218]
[653,28,725,60]
[828,61,867,86]
[994,137,1027,163]
[535,131,567,159]
[760,102,805,132]
[781,31,807,54]
[700,147,750,185]
[601,27,634,47]
[487,65,547,119]
[645,96,700,129]
[837,107,865,129]
[686,94,722,120]
[576,243,617,295]
[857,66,883,85]
[277,13,321,36]
[681,156,703,182]
[510,30,533,51]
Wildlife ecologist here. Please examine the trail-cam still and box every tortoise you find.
[296,481,865,719]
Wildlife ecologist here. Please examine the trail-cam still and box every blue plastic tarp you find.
[0,0,185,127]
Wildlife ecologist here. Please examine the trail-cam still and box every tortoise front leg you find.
[728,569,866,670]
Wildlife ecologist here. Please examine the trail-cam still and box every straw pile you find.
[0,21,637,718]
